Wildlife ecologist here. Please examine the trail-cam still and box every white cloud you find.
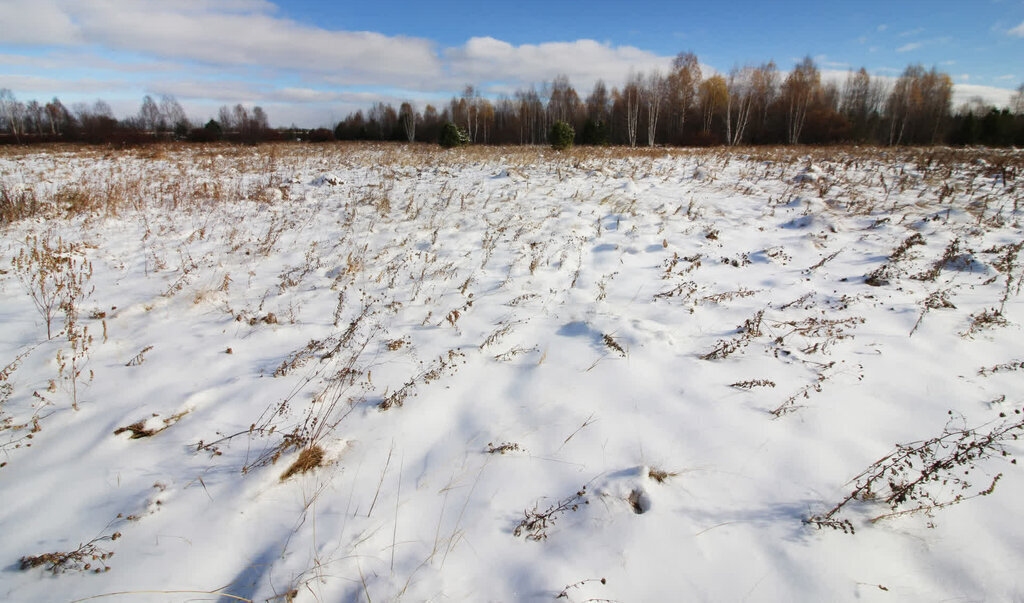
[272,88,353,104]
[896,36,951,53]
[444,37,673,92]
[0,74,130,94]
[169,0,279,14]
[1009,20,1024,36]
[0,54,67,70]
[144,79,269,103]
[0,51,191,74]
[140,79,422,107]
[952,83,1016,107]
[3,0,442,83]
[0,0,82,45]
[877,24,888,32]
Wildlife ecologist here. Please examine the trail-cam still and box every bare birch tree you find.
[624,72,643,147]
[782,56,821,144]
[24,100,42,135]
[725,67,755,146]
[0,88,22,142]
[885,65,952,145]
[218,105,234,131]
[461,85,481,142]
[698,75,727,136]
[1012,83,1024,115]
[160,95,187,131]
[516,88,542,144]
[139,95,160,131]
[252,106,269,133]
[45,99,63,135]
[669,52,701,139]
[399,101,417,142]
[645,71,667,147]
[749,61,779,141]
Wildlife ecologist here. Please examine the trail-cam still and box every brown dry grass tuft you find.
[602,333,626,357]
[113,409,190,439]
[280,445,325,480]
[1,184,42,225]
[647,467,679,483]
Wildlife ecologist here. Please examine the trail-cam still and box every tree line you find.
[0,91,279,145]
[2,55,1023,147]
[333,57,1024,147]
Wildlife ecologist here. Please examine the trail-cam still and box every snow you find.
[1,144,1023,602]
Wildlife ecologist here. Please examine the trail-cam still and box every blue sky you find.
[0,0,1021,127]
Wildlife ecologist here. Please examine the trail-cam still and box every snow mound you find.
[793,164,825,183]
[594,466,662,515]
[313,173,343,186]
[493,167,524,180]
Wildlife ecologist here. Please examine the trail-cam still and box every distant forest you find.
[2,55,1023,147]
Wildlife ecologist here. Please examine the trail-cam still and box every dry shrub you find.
[807,410,1024,534]
[11,234,94,340]
[20,532,121,574]
[961,308,1008,338]
[514,486,588,541]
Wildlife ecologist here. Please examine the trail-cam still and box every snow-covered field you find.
[1,143,1023,602]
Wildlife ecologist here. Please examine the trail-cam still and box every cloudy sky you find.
[1,0,1022,127]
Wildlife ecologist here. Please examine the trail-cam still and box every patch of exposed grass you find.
[280,445,325,480]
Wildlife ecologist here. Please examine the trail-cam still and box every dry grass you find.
[961,308,1008,338]
[730,379,776,390]
[2,141,1023,597]
[486,441,521,454]
[113,409,190,439]
[20,531,121,574]
[514,486,589,541]
[0,143,1018,232]
[124,345,153,367]
[1,184,42,225]
[280,445,325,480]
[10,235,94,340]
[807,411,1024,533]
[647,467,679,483]
[601,333,626,357]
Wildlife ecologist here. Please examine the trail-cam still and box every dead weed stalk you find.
[806,410,1024,533]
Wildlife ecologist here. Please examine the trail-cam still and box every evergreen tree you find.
[549,120,574,150]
